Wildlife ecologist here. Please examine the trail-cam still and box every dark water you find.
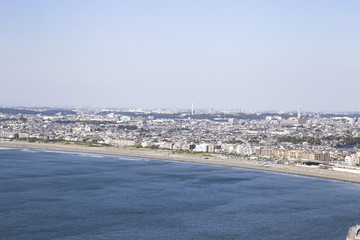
[1,148,360,240]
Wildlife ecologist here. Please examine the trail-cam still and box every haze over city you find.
[1,1,359,111]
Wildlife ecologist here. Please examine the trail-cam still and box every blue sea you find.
[1,147,359,240]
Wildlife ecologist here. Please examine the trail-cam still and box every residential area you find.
[1,107,360,168]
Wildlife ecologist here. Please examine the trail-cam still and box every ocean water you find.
[1,148,360,240]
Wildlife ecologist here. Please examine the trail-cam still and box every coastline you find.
[1,140,360,184]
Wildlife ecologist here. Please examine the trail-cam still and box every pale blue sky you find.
[1,1,359,111]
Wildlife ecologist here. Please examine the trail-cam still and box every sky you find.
[1,0,359,112]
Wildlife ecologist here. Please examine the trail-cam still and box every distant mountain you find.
[0,108,76,116]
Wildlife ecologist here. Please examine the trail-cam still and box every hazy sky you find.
[1,1,359,111]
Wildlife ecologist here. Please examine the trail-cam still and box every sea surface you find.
[1,148,360,240]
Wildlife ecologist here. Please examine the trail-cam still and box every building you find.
[313,153,330,162]
[185,144,196,151]
[256,148,272,158]
[0,132,19,138]
[345,153,360,166]
[194,143,209,152]
[298,118,307,125]
[112,139,138,147]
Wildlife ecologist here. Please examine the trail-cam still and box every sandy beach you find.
[1,140,360,184]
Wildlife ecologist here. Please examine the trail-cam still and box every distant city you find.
[1,106,360,170]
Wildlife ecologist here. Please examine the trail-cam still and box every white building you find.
[236,145,257,156]
[194,143,209,152]
[173,142,186,150]
[112,139,138,147]
[345,153,360,166]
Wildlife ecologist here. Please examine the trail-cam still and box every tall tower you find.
[191,103,194,115]
[297,105,301,119]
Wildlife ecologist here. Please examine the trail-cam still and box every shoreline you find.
[1,140,360,184]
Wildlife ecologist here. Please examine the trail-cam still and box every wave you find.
[115,156,156,162]
[118,156,143,161]
[36,149,111,159]
[0,147,13,150]
[72,152,109,158]
[21,149,41,153]
[13,147,159,162]
[15,148,108,159]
